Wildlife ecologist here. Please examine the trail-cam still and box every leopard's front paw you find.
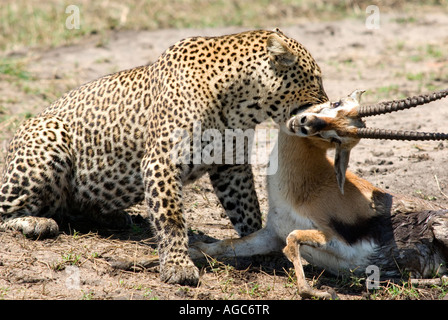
[160,259,200,286]
[1,216,59,239]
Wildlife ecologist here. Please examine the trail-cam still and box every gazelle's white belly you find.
[300,239,378,275]
[266,189,378,275]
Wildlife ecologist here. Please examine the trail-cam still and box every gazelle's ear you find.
[267,34,297,67]
[334,144,351,195]
[272,27,285,35]
[348,89,365,104]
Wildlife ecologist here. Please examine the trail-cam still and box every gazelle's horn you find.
[353,128,448,141]
[357,89,448,117]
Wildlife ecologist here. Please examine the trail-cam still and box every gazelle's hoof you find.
[299,285,338,300]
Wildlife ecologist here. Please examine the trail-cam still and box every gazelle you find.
[190,89,448,299]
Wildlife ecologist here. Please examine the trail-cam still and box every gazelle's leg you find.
[111,226,281,271]
[283,229,337,300]
[189,226,283,260]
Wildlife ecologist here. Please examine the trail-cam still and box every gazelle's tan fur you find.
[190,91,448,299]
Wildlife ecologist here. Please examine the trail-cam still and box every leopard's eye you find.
[290,102,313,116]
[298,102,313,111]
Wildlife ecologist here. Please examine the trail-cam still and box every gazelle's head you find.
[286,88,448,194]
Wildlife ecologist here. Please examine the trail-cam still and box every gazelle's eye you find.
[331,101,341,108]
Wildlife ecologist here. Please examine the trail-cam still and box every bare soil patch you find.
[1,12,448,301]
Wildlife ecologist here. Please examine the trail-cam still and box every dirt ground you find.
[1,12,448,301]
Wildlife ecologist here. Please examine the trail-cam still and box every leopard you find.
[0,28,327,286]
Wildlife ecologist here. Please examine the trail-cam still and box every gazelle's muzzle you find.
[287,114,329,136]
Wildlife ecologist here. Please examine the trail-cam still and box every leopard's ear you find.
[266,33,297,67]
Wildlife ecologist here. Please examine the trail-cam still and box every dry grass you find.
[2,221,446,300]
[1,0,447,52]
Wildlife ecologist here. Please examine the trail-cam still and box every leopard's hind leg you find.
[0,115,74,238]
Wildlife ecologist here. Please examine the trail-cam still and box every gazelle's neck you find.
[276,130,336,205]
[273,129,380,230]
